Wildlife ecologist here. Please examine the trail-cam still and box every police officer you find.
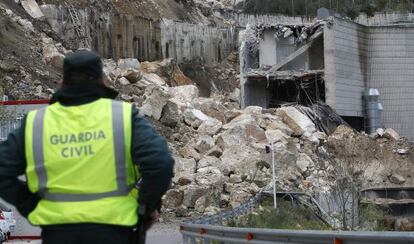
[0,50,174,243]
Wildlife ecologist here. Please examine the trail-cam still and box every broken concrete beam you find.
[276,107,316,137]
[268,30,323,73]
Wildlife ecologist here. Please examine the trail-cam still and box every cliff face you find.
[39,0,236,64]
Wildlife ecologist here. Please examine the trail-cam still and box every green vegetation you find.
[359,203,392,231]
[240,0,414,19]
[227,199,330,230]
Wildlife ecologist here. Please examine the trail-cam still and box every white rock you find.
[265,129,289,144]
[139,85,170,120]
[198,118,222,135]
[204,206,221,216]
[183,109,210,128]
[376,128,385,137]
[121,69,142,83]
[174,157,197,174]
[194,196,206,213]
[223,113,256,130]
[276,107,316,136]
[197,156,221,169]
[139,73,166,87]
[169,85,199,104]
[229,88,240,103]
[389,174,406,185]
[163,189,184,208]
[178,144,201,161]
[296,153,314,174]
[196,166,225,187]
[103,59,117,79]
[160,99,183,127]
[195,136,215,154]
[117,77,130,86]
[220,145,262,178]
[384,128,400,141]
[117,58,140,70]
[257,113,293,136]
[243,106,263,115]
[182,185,209,208]
[193,97,228,123]
[396,148,409,155]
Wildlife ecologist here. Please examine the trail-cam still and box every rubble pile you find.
[105,57,414,218]
[180,52,240,97]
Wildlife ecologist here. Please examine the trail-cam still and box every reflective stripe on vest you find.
[31,101,131,202]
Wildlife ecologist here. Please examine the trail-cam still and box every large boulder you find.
[389,174,406,185]
[163,189,184,209]
[117,58,140,70]
[198,118,222,135]
[220,144,262,179]
[139,85,170,120]
[223,113,256,130]
[42,43,64,68]
[183,109,210,128]
[193,98,228,123]
[182,185,209,208]
[121,69,143,83]
[138,73,167,87]
[276,107,316,137]
[216,123,266,149]
[160,99,182,127]
[395,218,414,231]
[295,153,314,175]
[195,166,225,187]
[195,136,215,154]
[265,129,289,144]
[256,113,293,136]
[169,85,199,105]
[197,156,221,169]
[140,58,193,86]
[178,144,201,162]
[383,128,400,141]
[243,106,263,116]
[173,157,197,186]
[174,157,197,174]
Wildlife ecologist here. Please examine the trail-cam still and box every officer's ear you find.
[58,79,64,87]
[102,74,112,88]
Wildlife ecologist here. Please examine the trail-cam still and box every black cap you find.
[63,50,103,85]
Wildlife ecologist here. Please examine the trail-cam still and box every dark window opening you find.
[268,78,325,108]
[165,42,170,58]
[155,41,160,60]
[133,37,139,59]
[218,45,222,63]
[342,116,365,132]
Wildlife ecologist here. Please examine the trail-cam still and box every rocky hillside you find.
[0,1,62,99]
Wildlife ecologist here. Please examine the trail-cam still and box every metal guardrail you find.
[180,223,414,244]
[185,184,272,225]
[0,119,22,142]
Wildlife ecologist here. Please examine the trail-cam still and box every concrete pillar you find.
[323,25,336,108]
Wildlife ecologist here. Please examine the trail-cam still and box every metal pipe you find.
[271,143,277,209]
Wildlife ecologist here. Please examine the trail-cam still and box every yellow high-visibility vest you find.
[25,98,139,226]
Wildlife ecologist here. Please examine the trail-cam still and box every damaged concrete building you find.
[240,14,414,141]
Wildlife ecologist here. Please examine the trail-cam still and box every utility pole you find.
[266,143,277,209]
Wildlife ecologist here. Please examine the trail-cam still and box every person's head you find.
[63,50,105,86]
